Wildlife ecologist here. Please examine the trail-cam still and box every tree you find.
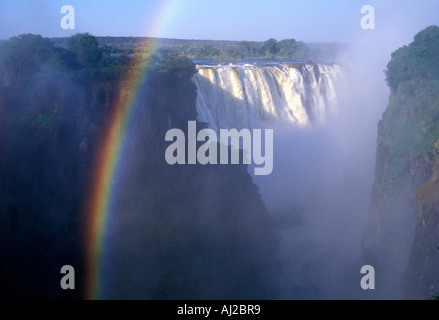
[278,39,309,59]
[67,33,104,68]
[237,41,260,58]
[262,38,279,56]
[385,25,439,92]
[0,34,57,84]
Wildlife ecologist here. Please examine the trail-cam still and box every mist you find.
[251,20,416,299]
[2,0,438,301]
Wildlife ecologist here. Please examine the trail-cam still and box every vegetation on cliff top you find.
[386,26,439,93]
[51,36,345,62]
[378,25,439,194]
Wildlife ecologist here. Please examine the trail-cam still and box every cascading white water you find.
[192,62,349,299]
[192,62,343,130]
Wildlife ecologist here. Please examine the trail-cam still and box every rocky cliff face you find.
[361,105,431,299]
[403,139,439,299]
[362,25,439,299]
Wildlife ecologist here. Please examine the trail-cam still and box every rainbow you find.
[84,0,178,300]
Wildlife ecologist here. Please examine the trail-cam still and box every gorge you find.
[1,26,439,300]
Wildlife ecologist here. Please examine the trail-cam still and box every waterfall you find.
[192,62,344,131]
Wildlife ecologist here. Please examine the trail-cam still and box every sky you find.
[0,0,437,43]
